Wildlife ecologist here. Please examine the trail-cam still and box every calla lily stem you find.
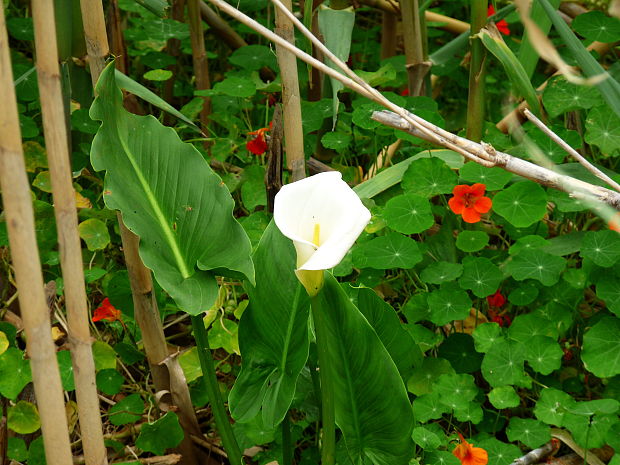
[311,283,336,465]
[191,315,243,465]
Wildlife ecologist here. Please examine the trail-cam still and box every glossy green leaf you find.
[8,401,40,434]
[509,235,550,255]
[229,45,277,71]
[347,286,421,380]
[143,69,172,81]
[412,426,441,450]
[459,162,512,191]
[7,437,27,462]
[321,131,352,151]
[478,26,541,115]
[213,76,257,98]
[0,348,32,400]
[476,438,521,465]
[505,250,566,286]
[535,388,575,426]
[524,335,563,375]
[313,273,414,465]
[424,450,461,465]
[508,282,539,306]
[563,413,616,449]
[596,273,620,316]
[509,313,558,341]
[109,393,144,426]
[427,283,472,326]
[455,230,489,252]
[92,340,117,371]
[580,230,620,267]
[542,76,604,118]
[0,331,8,355]
[90,64,253,315]
[493,181,547,227]
[383,194,434,234]
[434,373,478,410]
[572,11,620,43]
[585,106,620,155]
[458,257,503,298]
[437,333,483,374]
[229,222,310,428]
[136,412,184,455]
[96,369,125,395]
[412,392,451,422]
[481,339,529,387]
[402,157,457,197]
[488,386,520,409]
[352,233,422,269]
[581,317,620,378]
[241,164,267,212]
[78,218,110,251]
[420,261,463,284]
[318,6,355,124]
[57,349,75,391]
[407,357,455,396]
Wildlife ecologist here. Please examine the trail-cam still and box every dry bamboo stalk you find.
[0,7,74,465]
[188,0,212,132]
[31,1,108,464]
[199,1,248,50]
[274,0,306,181]
[380,11,397,60]
[400,0,430,96]
[79,0,109,87]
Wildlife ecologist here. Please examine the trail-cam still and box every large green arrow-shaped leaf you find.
[90,64,254,315]
[314,274,414,465]
[229,222,310,428]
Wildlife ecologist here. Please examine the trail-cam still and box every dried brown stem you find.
[31,1,108,463]
[0,7,73,465]
[200,1,248,49]
[188,0,212,132]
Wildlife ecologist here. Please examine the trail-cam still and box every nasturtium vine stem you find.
[191,315,243,465]
[310,282,336,465]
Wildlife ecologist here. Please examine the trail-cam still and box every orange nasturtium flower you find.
[448,184,492,224]
[92,298,122,323]
[487,4,510,36]
[453,433,488,465]
[246,124,271,155]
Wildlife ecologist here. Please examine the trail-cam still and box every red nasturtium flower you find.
[92,298,122,323]
[486,289,506,308]
[487,4,510,36]
[453,432,489,465]
[448,184,492,223]
[246,124,271,155]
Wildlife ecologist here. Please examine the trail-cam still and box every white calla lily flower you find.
[274,171,371,295]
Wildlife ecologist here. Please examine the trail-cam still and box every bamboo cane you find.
[274,0,306,181]
[466,0,487,142]
[0,8,74,465]
[400,0,430,96]
[30,1,108,464]
[188,0,212,132]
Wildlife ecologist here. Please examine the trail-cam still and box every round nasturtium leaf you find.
[143,69,173,81]
[321,131,351,151]
[580,230,620,268]
[488,386,520,409]
[0,348,32,400]
[32,171,52,192]
[71,108,100,134]
[509,313,558,341]
[505,250,566,286]
[57,350,75,391]
[78,218,111,251]
[0,331,8,356]
[506,417,551,449]
[596,273,620,316]
[456,230,489,252]
[476,438,521,465]
[508,282,539,306]
[572,11,620,43]
[542,76,603,118]
[7,17,34,40]
[424,451,461,465]
[8,401,40,434]
[136,412,184,455]
[411,426,441,450]
[493,181,547,228]
[581,317,620,378]
[92,340,117,371]
[383,194,434,234]
[352,102,382,129]
[427,283,472,326]
[109,393,145,426]
[454,402,484,424]
[434,373,478,410]
[407,357,455,396]
[526,125,582,164]
[481,339,528,387]
[229,45,278,71]
[401,157,457,197]
[473,322,503,354]
[438,333,482,374]
[509,235,550,255]
[524,335,563,375]
[179,346,201,382]
[535,388,575,426]
[7,437,27,462]
[412,392,450,422]
[566,399,620,416]
[96,369,125,395]
[459,162,512,191]
[562,413,615,449]
[420,261,463,284]
[458,257,503,298]
[585,106,620,155]
[352,233,422,270]
[213,76,257,98]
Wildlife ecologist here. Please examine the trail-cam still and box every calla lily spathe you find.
[274,172,371,294]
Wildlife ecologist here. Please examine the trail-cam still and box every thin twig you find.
[523,109,620,193]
